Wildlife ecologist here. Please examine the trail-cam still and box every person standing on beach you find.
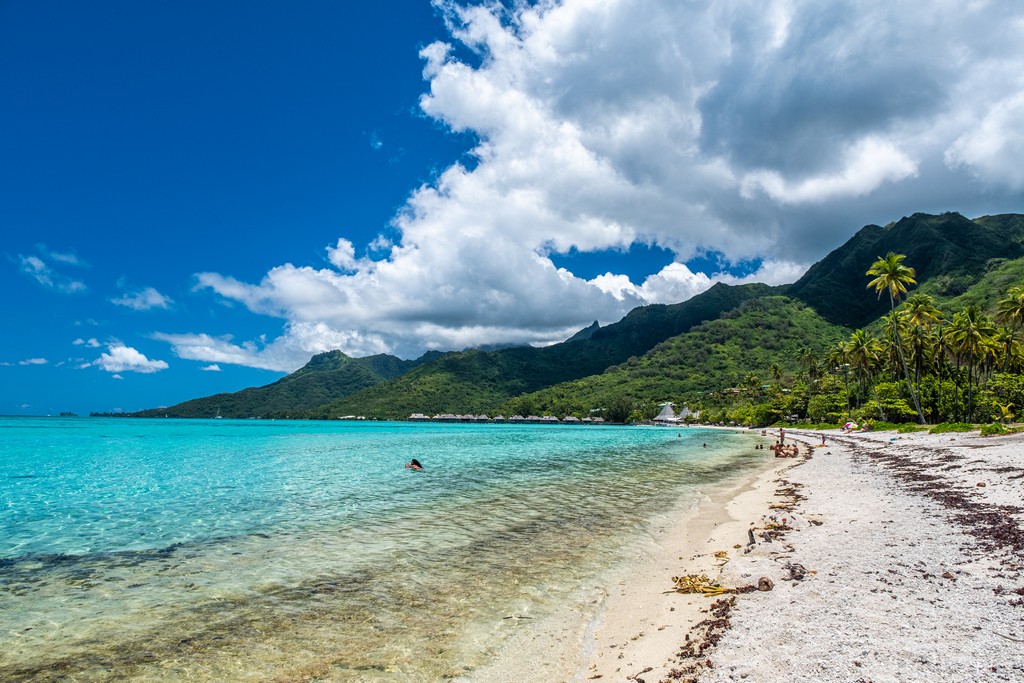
[779,427,786,445]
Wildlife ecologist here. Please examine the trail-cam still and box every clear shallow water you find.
[0,417,763,681]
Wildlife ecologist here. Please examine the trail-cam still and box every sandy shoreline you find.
[577,441,787,682]
[465,426,1024,682]
[459,434,788,682]
[698,427,1024,683]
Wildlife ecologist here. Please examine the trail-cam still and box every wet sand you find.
[466,427,1024,682]
[459,436,787,682]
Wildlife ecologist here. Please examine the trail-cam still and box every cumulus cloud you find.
[592,258,808,305]
[179,0,1024,369]
[73,337,102,348]
[945,91,1024,190]
[95,344,168,374]
[111,286,173,311]
[153,323,396,373]
[18,357,48,366]
[741,137,918,204]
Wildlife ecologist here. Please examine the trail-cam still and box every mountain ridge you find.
[132,211,1024,420]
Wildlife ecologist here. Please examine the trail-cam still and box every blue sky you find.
[3,0,1023,416]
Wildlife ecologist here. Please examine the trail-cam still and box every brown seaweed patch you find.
[661,596,736,682]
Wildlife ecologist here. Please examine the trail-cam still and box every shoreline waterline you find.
[455,437,785,682]
[0,418,769,681]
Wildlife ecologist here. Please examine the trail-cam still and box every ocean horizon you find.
[1,417,763,681]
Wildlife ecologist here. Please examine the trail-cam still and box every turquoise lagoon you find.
[0,417,764,681]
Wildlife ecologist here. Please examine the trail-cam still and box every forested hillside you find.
[788,213,1024,328]
[498,297,847,421]
[310,282,778,419]
[139,281,777,419]
[130,212,1024,425]
[133,351,437,418]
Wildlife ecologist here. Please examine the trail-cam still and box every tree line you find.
[689,253,1024,429]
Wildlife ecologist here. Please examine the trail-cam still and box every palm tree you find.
[880,311,907,381]
[992,327,1019,373]
[903,293,942,328]
[995,285,1024,333]
[867,253,925,423]
[796,346,820,385]
[743,372,762,399]
[948,305,996,421]
[824,341,850,374]
[900,293,942,400]
[934,324,961,421]
[846,329,883,418]
[824,341,853,417]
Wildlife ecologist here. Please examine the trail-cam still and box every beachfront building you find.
[652,402,699,424]
[653,402,677,423]
[676,406,699,421]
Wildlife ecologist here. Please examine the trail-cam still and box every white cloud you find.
[326,238,364,272]
[18,357,48,366]
[111,374,124,380]
[200,364,221,372]
[36,245,86,267]
[96,344,169,374]
[152,331,312,373]
[592,258,809,305]
[945,91,1024,190]
[73,337,102,348]
[17,254,87,293]
[176,0,1024,368]
[740,137,918,204]
[111,286,173,311]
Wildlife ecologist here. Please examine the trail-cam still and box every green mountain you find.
[135,351,437,418]
[139,281,777,419]
[314,282,780,419]
[135,211,1024,421]
[788,212,1024,328]
[497,296,848,418]
[934,255,1024,313]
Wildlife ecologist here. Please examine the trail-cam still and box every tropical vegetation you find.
[124,212,1024,429]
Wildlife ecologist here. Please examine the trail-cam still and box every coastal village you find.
[407,412,602,423]
[408,402,696,424]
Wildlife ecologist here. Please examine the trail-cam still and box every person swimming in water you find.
[405,458,424,471]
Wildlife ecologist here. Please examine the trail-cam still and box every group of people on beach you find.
[770,442,800,458]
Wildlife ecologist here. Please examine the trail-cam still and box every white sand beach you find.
[468,427,1024,682]
[693,428,1024,683]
